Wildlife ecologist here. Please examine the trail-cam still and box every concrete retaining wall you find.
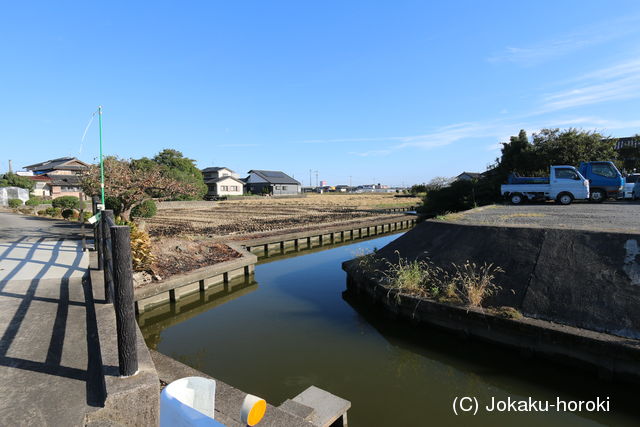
[343,272,640,383]
[344,220,640,339]
[134,243,258,313]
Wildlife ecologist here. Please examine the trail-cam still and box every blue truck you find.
[577,161,624,202]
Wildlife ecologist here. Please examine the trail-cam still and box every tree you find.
[531,128,617,167]
[137,149,207,200]
[0,173,34,191]
[82,156,199,221]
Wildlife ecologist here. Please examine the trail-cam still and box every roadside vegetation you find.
[356,250,504,309]
[419,128,625,216]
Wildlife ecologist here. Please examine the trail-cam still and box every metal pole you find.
[92,196,103,270]
[111,225,138,377]
[102,210,115,303]
[98,106,105,207]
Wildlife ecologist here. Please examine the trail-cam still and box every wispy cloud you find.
[489,17,640,66]
[301,53,640,157]
[536,58,640,113]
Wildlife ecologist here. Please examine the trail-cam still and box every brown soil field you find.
[145,193,420,239]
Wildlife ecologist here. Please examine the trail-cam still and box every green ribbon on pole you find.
[98,106,105,207]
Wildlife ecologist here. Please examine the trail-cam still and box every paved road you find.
[0,212,99,426]
[440,201,640,234]
[0,212,88,242]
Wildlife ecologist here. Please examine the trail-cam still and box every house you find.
[201,167,244,198]
[245,170,301,195]
[23,157,90,199]
[455,172,481,182]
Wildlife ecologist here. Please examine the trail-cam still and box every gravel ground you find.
[436,201,640,234]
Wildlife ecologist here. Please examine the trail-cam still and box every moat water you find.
[138,233,638,426]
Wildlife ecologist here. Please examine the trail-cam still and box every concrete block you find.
[292,386,350,427]
[279,399,316,421]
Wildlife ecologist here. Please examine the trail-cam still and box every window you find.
[221,186,229,191]
[627,175,639,183]
[275,186,281,190]
[591,163,617,178]
[282,186,287,190]
[555,168,578,180]
[230,186,238,191]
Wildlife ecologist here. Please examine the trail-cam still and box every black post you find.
[111,225,138,377]
[102,210,115,303]
[92,196,103,270]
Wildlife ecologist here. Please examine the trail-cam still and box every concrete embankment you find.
[342,219,640,381]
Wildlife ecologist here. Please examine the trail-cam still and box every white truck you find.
[500,165,590,205]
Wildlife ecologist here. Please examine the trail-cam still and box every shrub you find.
[61,209,75,219]
[131,199,157,218]
[8,198,23,208]
[118,222,155,271]
[82,211,92,222]
[105,196,123,216]
[45,207,62,217]
[37,209,47,216]
[52,196,80,210]
[26,196,44,206]
[18,207,33,214]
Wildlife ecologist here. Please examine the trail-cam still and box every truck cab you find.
[577,161,623,202]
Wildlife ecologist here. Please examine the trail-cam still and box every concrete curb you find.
[150,350,315,427]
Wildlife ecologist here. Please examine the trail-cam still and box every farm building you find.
[202,167,244,197]
[245,170,301,195]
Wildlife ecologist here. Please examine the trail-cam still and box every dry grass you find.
[147,193,420,238]
[359,252,503,308]
[450,261,503,307]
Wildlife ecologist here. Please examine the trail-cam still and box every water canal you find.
[139,232,639,426]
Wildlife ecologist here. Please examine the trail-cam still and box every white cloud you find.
[489,17,640,66]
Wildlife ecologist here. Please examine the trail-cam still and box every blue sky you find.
[1,1,640,186]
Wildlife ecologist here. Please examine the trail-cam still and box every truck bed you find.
[506,174,550,185]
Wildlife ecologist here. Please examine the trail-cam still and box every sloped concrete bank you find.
[342,220,640,382]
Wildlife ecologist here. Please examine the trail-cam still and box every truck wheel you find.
[557,192,573,205]
[510,193,523,205]
[589,189,605,203]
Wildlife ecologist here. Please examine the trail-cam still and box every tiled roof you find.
[248,170,301,185]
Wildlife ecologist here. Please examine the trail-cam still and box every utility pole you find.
[8,160,12,174]
[349,176,352,187]
[98,106,105,206]
[315,171,319,188]
[309,169,312,187]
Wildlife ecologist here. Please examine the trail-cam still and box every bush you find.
[117,221,154,271]
[131,199,157,218]
[37,210,48,216]
[26,196,44,206]
[8,198,23,208]
[18,207,33,214]
[45,207,62,217]
[61,209,75,219]
[52,196,80,210]
[105,196,123,216]
[82,211,92,222]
